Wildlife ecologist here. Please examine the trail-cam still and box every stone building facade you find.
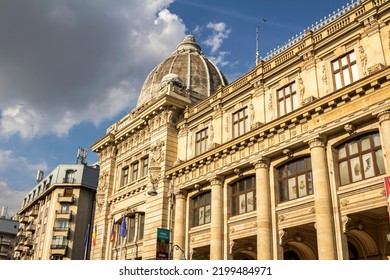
[91,0,390,260]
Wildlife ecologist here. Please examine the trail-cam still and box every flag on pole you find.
[384,176,390,223]
[110,218,116,242]
[92,224,97,247]
[83,223,90,249]
[119,215,127,238]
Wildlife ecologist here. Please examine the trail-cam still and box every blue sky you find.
[0,0,354,216]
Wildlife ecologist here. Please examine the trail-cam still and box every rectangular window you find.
[141,157,148,177]
[195,128,208,155]
[138,213,145,240]
[233,107,248,138]
[331,51,358,90]
[121,167,129,187]
[132,162,139,181]
[128,216,136,242]
[277,83,297,117]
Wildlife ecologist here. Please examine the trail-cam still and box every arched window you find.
[277,157,313,202]
[192,192,211,227]
[337,132,385,185]
[231,176,256,216]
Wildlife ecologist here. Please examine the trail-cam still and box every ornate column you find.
[308,137,337,259]
[253,158,273,259]
[377,110,390,174]
[210,176,224,260]
[173,190,187,260]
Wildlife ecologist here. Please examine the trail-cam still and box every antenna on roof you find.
[76,147,88,165]
[256,25,259,64]
[256,19,267,65]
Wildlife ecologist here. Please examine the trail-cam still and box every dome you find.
[137,35,228,107]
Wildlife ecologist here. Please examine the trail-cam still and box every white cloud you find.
[0,149,47,175]
[0,180,27,217]
[203,22,231,53]
[0,0,185,140]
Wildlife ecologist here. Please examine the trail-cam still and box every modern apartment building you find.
[0,210,19,260]
[91,0,390,260]
[14,163,99,260]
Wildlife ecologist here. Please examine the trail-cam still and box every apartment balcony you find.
[17,230,26,237]
[23,239,34,247]
[58,194,75,203]
[14,244,25,252]
[50,244,67,256]
[27,208,39,217]
[62,177,76,184]
[0,250,8,258]
[26,223,36,232]
[53,227,69,237]
[19,216,28,224]
[55,210,72,220]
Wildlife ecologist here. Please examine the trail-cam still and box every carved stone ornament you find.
[234,168,243,177]
[279,230,287,246]
[97,171,109,193]
[342,215,350,233]
[344,123,356,135]
[96,193,105,211]
[229,240,236,255]
[283,148,293,158]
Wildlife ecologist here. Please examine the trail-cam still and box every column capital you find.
[174,190,187,200]
[307,136,326,149]
[252,157,270,169]
[208,175,224,186]
[377,110,390,124]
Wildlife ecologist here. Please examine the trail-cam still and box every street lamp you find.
[172,244,186,260]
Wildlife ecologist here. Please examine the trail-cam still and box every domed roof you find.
[137,35,228,107]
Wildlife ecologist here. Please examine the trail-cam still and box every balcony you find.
[53,227,69,237]
[58,194,75,203]
[62,177,76,184]
[17,230,26,237]
[50,244,67,256]
[27,208,39,217]
[55,210,72,220]
[14,244,24,252]
[26,223,36,232]
[23,239,34,247]
[0,250,8,258]
[19,216,28,224]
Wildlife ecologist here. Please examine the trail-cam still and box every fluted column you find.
[210,176,224,260]
[308,137,337,259]
[254,158,272,259]
[377,110,390,174]
[173,190,187,260]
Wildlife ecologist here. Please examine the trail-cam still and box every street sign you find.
[156,228,170,260]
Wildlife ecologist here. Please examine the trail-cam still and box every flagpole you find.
[84,223,90,260]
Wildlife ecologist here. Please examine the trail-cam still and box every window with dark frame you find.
[132,162,139,181]
[277,157,313,203]
[192,192,211,227]
[141,157,148,177]
[331,51,358,90]
[195,128,208,155]
[231,176,256,216]
[233,107,249,138]
[337,132,385,186]
[125,213,145,243]
[277,82,298,117]
[121,166,129,187]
